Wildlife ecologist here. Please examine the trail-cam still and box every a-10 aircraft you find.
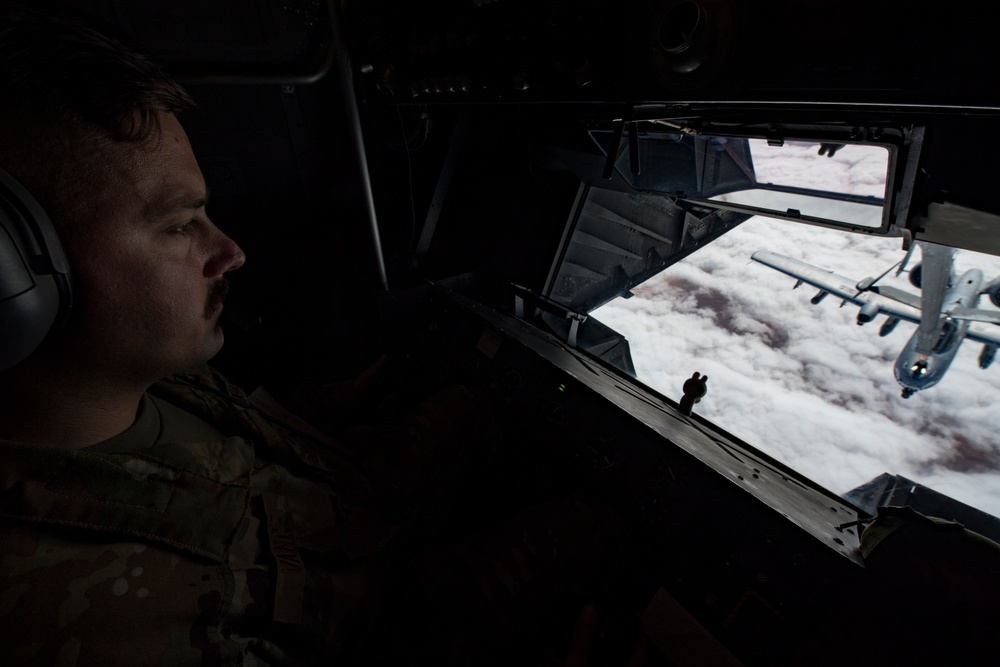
[752,242,1000,398]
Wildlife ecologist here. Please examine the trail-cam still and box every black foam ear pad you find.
[0,168,73,372]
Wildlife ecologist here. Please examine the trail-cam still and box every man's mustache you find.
[205,278,230,319]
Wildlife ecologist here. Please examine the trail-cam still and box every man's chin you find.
[207,328,226,356]
[192,327,226,367]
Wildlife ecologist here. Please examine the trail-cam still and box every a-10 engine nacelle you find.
[857,301,880,324]
[983,276,1000,308]
[909,263,922,289]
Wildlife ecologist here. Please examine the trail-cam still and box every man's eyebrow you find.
[145,187,212,219]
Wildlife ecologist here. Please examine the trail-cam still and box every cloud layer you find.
[594,216,1000,518]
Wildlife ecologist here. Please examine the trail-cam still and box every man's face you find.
[66,112,246,383]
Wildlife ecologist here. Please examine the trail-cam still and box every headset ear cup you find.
[0,168,73,372]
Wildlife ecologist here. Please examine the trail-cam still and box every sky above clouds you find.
[592,142,1000,518]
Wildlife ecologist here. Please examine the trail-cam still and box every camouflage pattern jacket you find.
[0,368,401,666]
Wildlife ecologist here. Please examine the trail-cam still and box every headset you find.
[0,167,73,372]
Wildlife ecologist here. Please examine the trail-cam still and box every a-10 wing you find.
[966,324,1000,347]
[751,249,1000,349]
[751,250,923,325]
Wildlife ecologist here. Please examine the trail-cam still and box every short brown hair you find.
[0,6,194,237]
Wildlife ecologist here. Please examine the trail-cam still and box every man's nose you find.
[224,234,247,272]
[204,224,246,277]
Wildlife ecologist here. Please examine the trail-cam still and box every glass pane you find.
[710,140,889,228]
[749,139,889,199]
[602,131,892,230]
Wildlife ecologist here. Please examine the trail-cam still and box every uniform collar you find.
[83,393,160,454]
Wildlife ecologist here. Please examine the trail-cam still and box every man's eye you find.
[169,221,196,235]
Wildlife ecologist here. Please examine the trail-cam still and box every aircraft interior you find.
[23,0,1000,663]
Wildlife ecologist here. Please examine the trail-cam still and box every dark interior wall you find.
[179,80,386,391]
[382,106,584,295]
[347,0,1000,107]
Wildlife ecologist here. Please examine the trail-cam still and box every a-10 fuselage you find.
[893,268,983,392]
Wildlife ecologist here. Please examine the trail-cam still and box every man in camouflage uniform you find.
[0,9,632,665]
[1,365,397,664]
